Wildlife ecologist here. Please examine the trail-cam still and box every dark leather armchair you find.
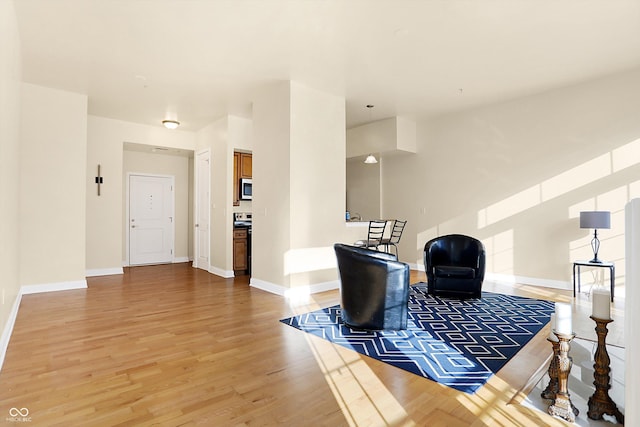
[334,243,410,330]
[423,234,485,299]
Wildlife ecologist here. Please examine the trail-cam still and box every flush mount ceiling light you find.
[162,119,180,130]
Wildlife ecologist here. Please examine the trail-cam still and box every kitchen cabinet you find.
[239,152,252,178]
[233,151,252,206]
[233,228,248,273]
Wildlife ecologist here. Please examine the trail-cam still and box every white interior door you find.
[129,174,174,265]
[195,150,210,270]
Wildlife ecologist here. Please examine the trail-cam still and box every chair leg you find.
[390,243,398,257]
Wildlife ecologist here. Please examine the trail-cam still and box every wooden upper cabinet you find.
[233,152,240,206]
[233,151,252,206]
[240,153,252,178]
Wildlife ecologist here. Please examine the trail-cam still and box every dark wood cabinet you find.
[233,151,252,206]
[233,228,248,272]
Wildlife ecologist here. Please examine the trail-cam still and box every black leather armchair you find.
[334,243,410,330]
[423,234,485,299]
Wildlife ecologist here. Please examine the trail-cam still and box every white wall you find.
[86,116,196,273]
[0,0,22,363]
[19,84,88,286]
[346,157,381,221]
[252,81,346,293]
[123,149,192,262]
[625,198,640,425]
[384,68,640,287]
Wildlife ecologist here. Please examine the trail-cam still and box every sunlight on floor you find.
[287,296,416,426]
[305,333,415,426]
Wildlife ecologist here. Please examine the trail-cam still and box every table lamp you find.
[580,211,611,263]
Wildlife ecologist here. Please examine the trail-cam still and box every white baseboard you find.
[0,292,22,372]
[21,279,87,295]
[209,266,234,278]
[250,278,340,298]
[86,267,124,277]
[485,273,571,290]
[409,263,571,290]
[122,258,195,268]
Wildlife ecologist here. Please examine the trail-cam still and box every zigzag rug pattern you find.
[280,283,554,394]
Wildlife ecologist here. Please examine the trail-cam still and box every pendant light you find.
[364,154,378,164]
[364,104,377,164]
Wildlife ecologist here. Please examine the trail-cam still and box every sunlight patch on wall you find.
[613,138,640,172]
[478,138,640,229]
[284,246,336,275]
[483,230,514,276]
[478,186,540,229]
[541,154,610,202]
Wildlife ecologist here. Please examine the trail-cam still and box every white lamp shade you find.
[580,211,611,229]
[364,154,378,164]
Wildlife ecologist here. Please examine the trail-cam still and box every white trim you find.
[484,273,571,290]
[209,265,234,279]
[410,263,571,290]
[409,262,424,271]
[86,267,124,277]
[0,293,22,372]
[249,278,340,297]
[21,279,88,295]
[194,149,211,274]
[173,256,189,263]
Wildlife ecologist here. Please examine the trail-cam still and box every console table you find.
[572,260,615,302]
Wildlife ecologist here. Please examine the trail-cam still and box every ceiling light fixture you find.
[364,154,378,164]
[363,104,378,164]
[162,119,180,130]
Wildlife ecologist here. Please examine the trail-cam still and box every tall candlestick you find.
[592,288,611,320]
[548,332,579,422]
[548,312,558,342]
[555,302,572,335]
[587,317,624,423]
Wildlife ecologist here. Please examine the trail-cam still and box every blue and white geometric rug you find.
[280,283,554,394]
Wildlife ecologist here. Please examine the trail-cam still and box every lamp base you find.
[589,258,603,264]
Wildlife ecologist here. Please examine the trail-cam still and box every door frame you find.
[194,149,211,271]
[125,172,176,266]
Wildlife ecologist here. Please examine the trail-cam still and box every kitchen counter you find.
[345,220,369,227]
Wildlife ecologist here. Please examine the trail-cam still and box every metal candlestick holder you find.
[548,331,579,423]
[587,316,624,424]
[541,337,559,400]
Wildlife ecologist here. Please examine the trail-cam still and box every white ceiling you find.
[14,0,640,131]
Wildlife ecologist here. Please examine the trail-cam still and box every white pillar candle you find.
[555,302,572,335]
[549,312,558,341]
[592,288,612,320]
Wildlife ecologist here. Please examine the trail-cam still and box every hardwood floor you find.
[0,263,617,426]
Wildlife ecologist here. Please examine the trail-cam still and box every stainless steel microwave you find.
[240,178,252,200]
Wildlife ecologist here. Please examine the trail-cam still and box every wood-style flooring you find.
[0,263,620,426]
